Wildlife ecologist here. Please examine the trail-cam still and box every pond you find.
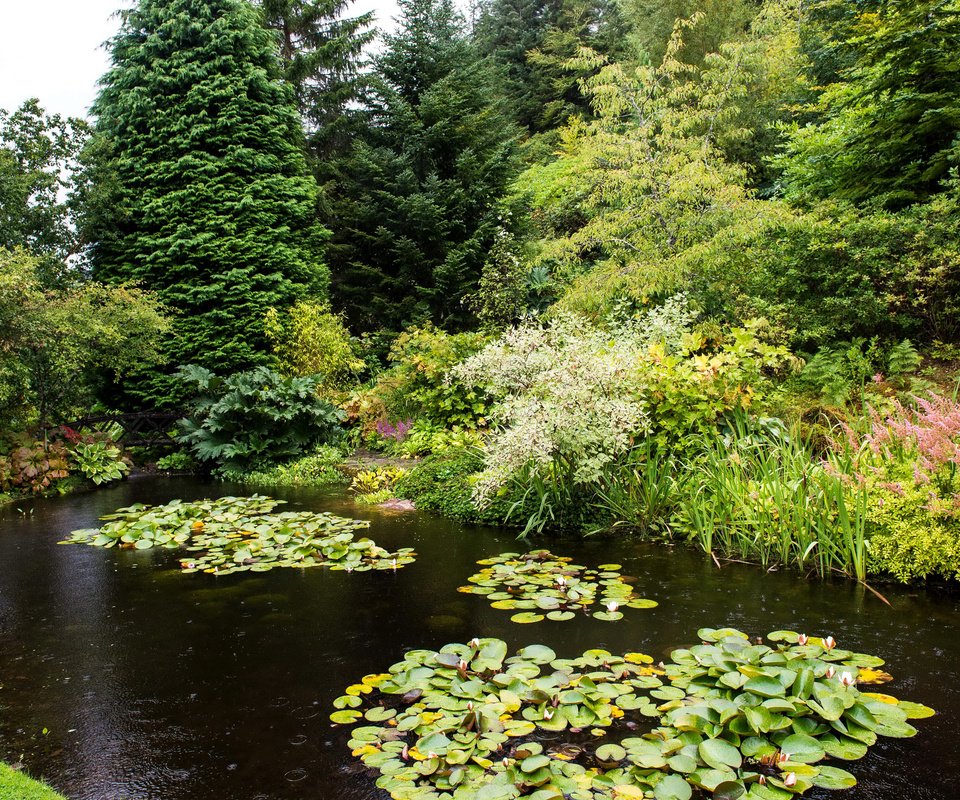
[0,477,957,800]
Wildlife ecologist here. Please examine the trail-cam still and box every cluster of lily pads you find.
[61,495,416,575]
[458,551,658,623]
[332,628,934,800]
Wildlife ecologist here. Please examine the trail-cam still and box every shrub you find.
[69,441,129,485]
[219,446,347,488]
[0,435,70,494]
[396,449,518,525]
[364,326,490,431]
[865,474,960,582]
[452,313,795,533]
[264,301,364,392]
[350,466,408,504]
[155,451,198,472]
[176,365,343,472]
[836,392,960,582]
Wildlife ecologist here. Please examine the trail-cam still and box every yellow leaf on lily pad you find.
[862,692,899,705]
[856,668,894,685]
[345,683,373,696]
[613,786,645,799]
[352,745,380,757]
[362,673,392,687]
[624,652,653,664]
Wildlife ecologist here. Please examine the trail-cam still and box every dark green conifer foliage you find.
[474,0,627,132]
[84,0,328,406]
[257,0,375,158]
[326,0,519,332]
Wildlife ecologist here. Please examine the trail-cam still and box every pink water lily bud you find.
[458,658,469,672]
[823,636,836,650]
[467,702,474,711]
[839,671,855,687]
[825,666,836,679]
[758,776,767,786]
[797,634,808,645]
[427,751,438,759]
[469,638,481,648]
[778,752,790,764]
[783,773,797,787]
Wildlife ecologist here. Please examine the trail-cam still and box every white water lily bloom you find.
[605,601,619,613]
[839,671,855,687]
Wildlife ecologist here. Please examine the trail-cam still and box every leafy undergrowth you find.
[61,495,416,575]
[332,629,934,800]
[0,764,66,800]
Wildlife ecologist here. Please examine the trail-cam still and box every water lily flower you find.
[778,752,790,764]
[469,637,481,648]
[467,702,474,711]
[824,636,836,650]
[758,776,767,785]
[556,576,566,586]
[427,752,438,759]
[797,634,808,645]
[544,709,554,720]
[783,773,797,787]
[391,558,398,569]
[605,600,619,613]
[825,666,836,679]
[458,658,469,673]
[839,671,855,687]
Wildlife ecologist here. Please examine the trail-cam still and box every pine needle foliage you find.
[83,0,329,406]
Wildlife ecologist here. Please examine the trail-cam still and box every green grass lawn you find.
[0,764,67,800]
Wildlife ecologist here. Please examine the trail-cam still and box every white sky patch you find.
[0,0,401,121]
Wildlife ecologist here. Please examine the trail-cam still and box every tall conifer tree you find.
[326,0,519,332]
[83,0,328,406]
[257,0,375,158]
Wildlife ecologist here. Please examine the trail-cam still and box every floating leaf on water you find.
[510,612,545,624]
[462,550,657,625]
[334,630,934,800]
[63,495,415,576]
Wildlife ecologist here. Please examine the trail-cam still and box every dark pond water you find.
[0,477,957,800]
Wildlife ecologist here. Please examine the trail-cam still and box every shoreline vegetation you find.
[0,764,67,800]
[4,0,959,591]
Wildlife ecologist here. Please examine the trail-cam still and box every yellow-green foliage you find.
[0,764,66,800]
[866,476,960,583]
[351,466,407,503]
[345,326,490,436]
[265,301,364,392]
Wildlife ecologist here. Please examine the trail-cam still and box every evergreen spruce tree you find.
[473,0,627,133]
[326,0,519,332]
[257,0,375,158]
[83,0,329,406]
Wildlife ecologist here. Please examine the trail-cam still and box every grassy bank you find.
[0,764,67,800]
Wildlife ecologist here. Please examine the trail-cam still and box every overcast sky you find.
[0,0,400,120]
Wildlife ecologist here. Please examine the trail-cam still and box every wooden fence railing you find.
[56,412,184,450]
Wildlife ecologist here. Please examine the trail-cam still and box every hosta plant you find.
[458,551,657,623]
[61,495,416,575]
[332,629,932,800]
[70,441,130,485]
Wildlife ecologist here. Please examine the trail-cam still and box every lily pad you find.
[62,495,416,576]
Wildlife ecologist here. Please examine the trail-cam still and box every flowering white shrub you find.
[452,313,651,505]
